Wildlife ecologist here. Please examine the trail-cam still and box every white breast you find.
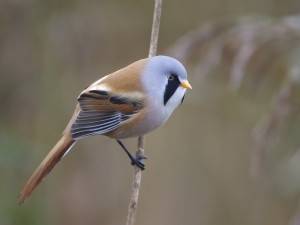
[135,86,186,136]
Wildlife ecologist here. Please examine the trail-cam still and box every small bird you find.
[19,55,191,203]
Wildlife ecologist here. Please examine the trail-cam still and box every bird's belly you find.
[135,108,169,135]
[112,101,181,139]
[108,88,185,139]
[110,109,168,139]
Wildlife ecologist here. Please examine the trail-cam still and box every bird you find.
[18,55,192,204]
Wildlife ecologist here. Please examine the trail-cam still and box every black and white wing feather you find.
[71,89,144,140]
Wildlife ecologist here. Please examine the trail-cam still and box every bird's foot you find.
[130,153,147,170]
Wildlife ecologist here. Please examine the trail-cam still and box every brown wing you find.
[71,89,144,140]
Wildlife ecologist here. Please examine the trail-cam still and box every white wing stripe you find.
[72,117,121,132]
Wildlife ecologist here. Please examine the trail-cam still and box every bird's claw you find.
[131,154,147,170]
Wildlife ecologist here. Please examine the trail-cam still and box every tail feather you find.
[18,135,75,204]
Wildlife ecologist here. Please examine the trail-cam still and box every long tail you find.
[18,134,75,204]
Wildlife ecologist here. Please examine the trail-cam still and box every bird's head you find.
[142,55,191,105]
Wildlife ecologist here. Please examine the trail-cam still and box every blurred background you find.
[2,0,300,225]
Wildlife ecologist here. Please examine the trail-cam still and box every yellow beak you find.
[180,80,192,89]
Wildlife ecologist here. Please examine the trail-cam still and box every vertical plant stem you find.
[125,1,162,225]
[148,0,162,58]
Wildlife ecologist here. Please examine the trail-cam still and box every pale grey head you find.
[141,55,191,106]
[144,55,188,83]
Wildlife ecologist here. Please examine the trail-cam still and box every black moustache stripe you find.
[164,75,180,105]
[181,94,185,104]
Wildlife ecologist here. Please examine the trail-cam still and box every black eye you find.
[168,75,175,81]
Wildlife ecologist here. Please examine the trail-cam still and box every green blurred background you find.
[2,0,300,225]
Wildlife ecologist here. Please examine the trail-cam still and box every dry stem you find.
[125,1,162,225]
[251,63,300,177]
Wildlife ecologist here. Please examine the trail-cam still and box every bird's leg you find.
[116,139,147,170]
